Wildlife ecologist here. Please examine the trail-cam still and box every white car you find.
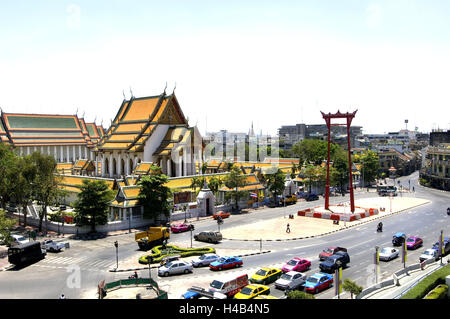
[419,249,438,263]
[43,240,65,252]
[379,247,399,261]
[191,253,221,267]
[11,234,30,245]
[275,271,307,291]
[158,260,193,277]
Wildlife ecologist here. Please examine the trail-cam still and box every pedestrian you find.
[286,223,290,233]
[413,186,415,192]
[59,294,65,299]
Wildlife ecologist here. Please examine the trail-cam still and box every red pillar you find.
[347,122,355,213]
[325,121,331,210]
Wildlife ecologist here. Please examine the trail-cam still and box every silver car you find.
[158,260,193,277]
[191,253,221,267]
[275,271,307,291]
[379,247,399,261]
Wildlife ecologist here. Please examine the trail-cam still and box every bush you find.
[138,245,216,264]
[423,284,448,299]
[286,290,315,299]
[401,264,450,299]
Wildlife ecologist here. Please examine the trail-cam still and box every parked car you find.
[406,237,423,250]
[233,284,270,299]
[305,193,319,201]
[194,231,222,244]
[158,260,193,277]
[304,273,333,294]
[281,257,311,272]
[432,237,450,256]
[275,271,307,291]
[378,247,399,261]
[319,246,347,261]
[319,251,350,273]
[250,267,282,285]
[392,232,406,246]
[419,249,438,262]
[10,234,30,246]
[42,240,65,252]
[209,256,243,271]
[213,211,230,220]
[170,223,193,233]
[191,253,221,267]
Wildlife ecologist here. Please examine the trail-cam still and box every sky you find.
[0,0,449,136]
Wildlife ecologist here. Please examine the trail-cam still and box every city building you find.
[420,143,450,191]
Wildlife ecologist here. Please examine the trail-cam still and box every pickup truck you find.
[43,240,65,252]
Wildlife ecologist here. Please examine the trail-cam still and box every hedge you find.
[400,264,450,299]
[138,245,216,264]
[423,284,448,299]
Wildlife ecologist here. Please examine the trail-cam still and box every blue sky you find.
[1,1,449,135]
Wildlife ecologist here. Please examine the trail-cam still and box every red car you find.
[319,246,347,261]
[406,237,423,250]
[213,211,230,220]
[281,258,311,273]
[170,223,193,233]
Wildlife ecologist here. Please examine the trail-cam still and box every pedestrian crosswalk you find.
[37,255,116,271]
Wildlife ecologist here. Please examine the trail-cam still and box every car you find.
[253,295,278,299]
[419,249,438,262]
[392,232,406,246]
[275,271,307,291]
[158,260,193,277]
[209,256,243,271]
[304,273,334,294]
[432,237,450,255]
[170,223,193,233]
[42,240,65,252]
[159,255,180,266]
[406,237,423,250]
[233,284,270,299]
[281,257,311,272]
[305,193,319,201]
[194,231,222,244]
[213,211,230,220]
[319,251,350,273]
[249,267,282,285]
[319,246,347,261]
[447,207,450,216]
[10,234,30,246]
[191,253,221,267]
[378,247,399,261]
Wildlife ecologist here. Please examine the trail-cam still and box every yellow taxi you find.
[254,295,279,299]
[233,284,270,299]
[249,267,282,285]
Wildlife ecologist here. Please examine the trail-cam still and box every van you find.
[209,273,249,298]
[11,234,30,246]
[194,231,222,244]
[8,242,46,266]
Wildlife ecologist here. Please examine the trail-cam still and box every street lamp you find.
[114,241,119,270]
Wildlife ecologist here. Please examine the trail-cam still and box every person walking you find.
[286,223,290,233]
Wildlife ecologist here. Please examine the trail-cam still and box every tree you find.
[190,176,206,194]
[137,169,172,221]
[291,139,339,165]
[343,278,363,299]
[207,175,223,195]
[331,148,350,191]
[223,167,248,211]
[0,143,17,209]
[0,209,16,245]
[356,150,380,186]
[286,290,315,299]
[265,169,286,205]
[29,152,62,233]
[73,179,115,233]
[9,155,37,227]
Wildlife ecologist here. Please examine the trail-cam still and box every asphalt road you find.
[0,171,448,299]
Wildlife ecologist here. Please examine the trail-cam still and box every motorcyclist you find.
[377,222,383,232]
[129,271,138,279]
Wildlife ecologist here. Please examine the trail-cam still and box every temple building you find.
[0,112,104,162]
[95,91,203,178]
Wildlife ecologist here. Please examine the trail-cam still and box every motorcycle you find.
[128,273,139,279]
[377,223,383,232]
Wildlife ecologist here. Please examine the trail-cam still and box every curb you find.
[108,250,272,273]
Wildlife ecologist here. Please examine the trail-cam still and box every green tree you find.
[343,278,363,299]
[137,169,172,220]
[0,209,16,246]
[331,148,350,191]
[286,290,315,299]
[223,167,248,211]
[0,143,17,209]
[207,175,223,195]
[73,179,115,233]
[29,152,61,233]
[357,150,380,186]
[292,139,339,165]
[190,176,206,194]
[265,169,286,205]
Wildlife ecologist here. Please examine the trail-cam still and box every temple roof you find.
[97,92,188,151]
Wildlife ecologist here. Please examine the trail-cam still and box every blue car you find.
[392,232,406,246]
[182,291,200,299]
[209,256,243,271]
[303,273,333,294]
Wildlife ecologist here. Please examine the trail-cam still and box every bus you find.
[8,242,46,266]
[377,185,397,196]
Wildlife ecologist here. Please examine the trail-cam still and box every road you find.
[0,171,448,299]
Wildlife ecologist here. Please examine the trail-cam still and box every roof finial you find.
[75,107,78,117]
[129,87,134,98]
[122,89,126,100]
[163,82,167,95]
[172,82,177,94]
